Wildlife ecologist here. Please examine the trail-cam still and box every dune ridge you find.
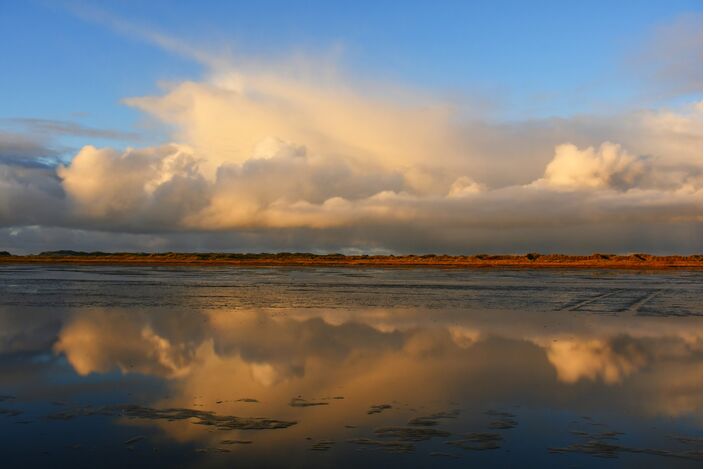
[0,251,700,269]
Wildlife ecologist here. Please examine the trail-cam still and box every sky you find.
[0,0,701,254]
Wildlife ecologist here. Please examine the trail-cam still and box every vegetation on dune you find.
[0,251,700,269]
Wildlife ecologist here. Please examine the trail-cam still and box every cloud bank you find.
[0,61,701,253]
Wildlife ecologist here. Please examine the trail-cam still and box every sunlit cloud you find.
[0,19,700,252]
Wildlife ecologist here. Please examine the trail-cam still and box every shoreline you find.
[0,253,700,270]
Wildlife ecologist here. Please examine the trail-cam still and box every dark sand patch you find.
[485,409,515,418]
[488,418,518,429]
[47,404,296,430]
[446,432,502,451]
[550,429,701,460]
[408,409,460,426]
[347,438,414,454]
[367,404,392,415]
[430,452,460,458]
[124,436,146,445]
[220,439,253,445]
[373,426,451,442]
[310,440,336,451]
[671,435,702,446]
[289,397,329,408]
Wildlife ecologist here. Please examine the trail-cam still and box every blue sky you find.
[0,0,701,149]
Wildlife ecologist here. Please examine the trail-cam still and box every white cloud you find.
[57,144,210,228]
[0,57,701,252]
[535,142,649,190]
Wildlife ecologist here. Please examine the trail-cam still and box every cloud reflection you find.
[49,306,702,425]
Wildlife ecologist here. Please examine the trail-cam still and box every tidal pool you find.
[0,266,701,467]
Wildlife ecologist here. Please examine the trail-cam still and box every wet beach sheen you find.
[0,265,701,468]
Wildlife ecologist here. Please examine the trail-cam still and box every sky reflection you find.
[0,267,700,467]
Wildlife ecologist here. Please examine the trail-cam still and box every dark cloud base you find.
[1,222,700,256]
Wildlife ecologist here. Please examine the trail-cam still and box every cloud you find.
[0,54,701,252]
[0,130,62,168]
[123,71,464,192]
[0,165,65,227]
[0,118,140,141]
[57,144,210,228]
[628,13,703,99]
[63,2,224,67]
[535,142,649,190]
[0,117,142,172]
[534,138,701,193]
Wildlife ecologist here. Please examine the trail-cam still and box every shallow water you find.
[0,265,701,468]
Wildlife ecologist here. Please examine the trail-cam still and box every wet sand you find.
[0,265,700,467]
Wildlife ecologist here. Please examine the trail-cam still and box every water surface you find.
[0,266,701,467]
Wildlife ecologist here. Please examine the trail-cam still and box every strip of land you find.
[0,251,700,269]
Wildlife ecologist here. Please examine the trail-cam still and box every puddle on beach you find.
[0,266,701,467]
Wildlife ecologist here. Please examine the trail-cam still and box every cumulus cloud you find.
[535,142,649,190]
[58,144,210,228]
[0,56,701,252]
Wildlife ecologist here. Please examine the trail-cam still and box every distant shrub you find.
[39,250,87,257]
[224,253,244,259]
[525,252,541,260]
[325,253,345,258]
